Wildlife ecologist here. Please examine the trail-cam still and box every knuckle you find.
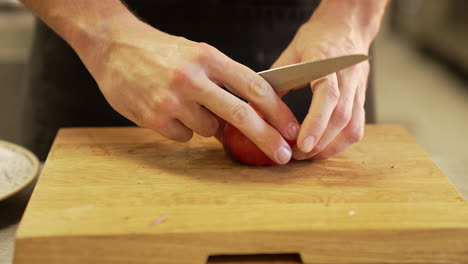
[141,111,194,142]
[158,95,180,113]
[333,104,352,126]
[197,42,214,54]
[315,77,340,102]
[144,113,166,131]
[327,85,340,102]
[196,118,218,138]
[174,131,193,143]
[196,42,219,64]
[248,74,270,98]
[200,126,218,138]
[230,103,252,126]
[170,66,193,87]
[346,122,365,143]
[170,66,206,95]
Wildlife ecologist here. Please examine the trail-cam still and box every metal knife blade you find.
[258,54,368,93]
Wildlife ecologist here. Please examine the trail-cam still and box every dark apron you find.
[21,1,373,161]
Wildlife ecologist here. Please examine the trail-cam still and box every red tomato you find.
[222,105,296,166]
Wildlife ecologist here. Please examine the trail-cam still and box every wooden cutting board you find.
[14,125,468,264]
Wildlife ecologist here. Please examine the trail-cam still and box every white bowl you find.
[0,140,39,201]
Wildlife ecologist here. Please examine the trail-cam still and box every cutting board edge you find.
[14,226,468,264]
[15,201,468,238]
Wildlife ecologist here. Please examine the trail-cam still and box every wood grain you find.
[14,125,468,263]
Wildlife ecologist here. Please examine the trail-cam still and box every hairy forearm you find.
[310,0,390,45]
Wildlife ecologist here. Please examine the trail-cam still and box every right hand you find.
[83,21,299,164]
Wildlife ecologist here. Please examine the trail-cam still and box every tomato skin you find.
[222,106,296,166]
[223,122,277,166]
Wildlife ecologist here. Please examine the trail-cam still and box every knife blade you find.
[258,54,368,93]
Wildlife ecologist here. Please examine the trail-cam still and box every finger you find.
[313,99,366,160]
[308,64,366,157]
[199,78,292,165]
[294,74,340,157]
[205,109,226,143]
[205,54,299,142]
[143,116,193,142]
[355,62,370,106]
[311,67,369,159]
[176,103,219,138]
[298,66,360,159]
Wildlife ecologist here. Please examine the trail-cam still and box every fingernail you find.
[301,136,315,153]
[286,122,299,140]
[276,146,292,164]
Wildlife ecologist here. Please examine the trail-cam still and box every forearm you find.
[310,0,389,46]
[19,0,150,66]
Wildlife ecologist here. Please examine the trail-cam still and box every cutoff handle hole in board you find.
[207,253,303,263]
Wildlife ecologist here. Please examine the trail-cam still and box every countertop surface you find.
[0,178,36,264]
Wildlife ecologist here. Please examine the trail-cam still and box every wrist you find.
[62,8,144,69]
[309,0,388,47]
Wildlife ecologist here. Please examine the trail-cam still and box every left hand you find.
[272,13,373,160]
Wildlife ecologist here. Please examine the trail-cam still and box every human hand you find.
[84,21,298,164]
[272,1,384,160]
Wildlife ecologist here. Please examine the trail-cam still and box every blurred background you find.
[0,0,467,263]
[375,0,468,196]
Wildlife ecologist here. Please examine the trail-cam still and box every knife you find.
[258,54,368,93]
